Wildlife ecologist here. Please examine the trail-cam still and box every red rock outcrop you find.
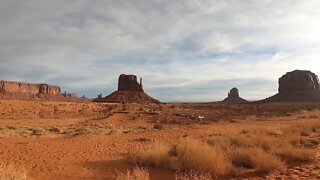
[118,74,143,91]
[0,81,61,95]
[221,87,248,103]
[0,80,85,102]
[97,74,159,103]
[279,70,320,93]
[261,70,320,103]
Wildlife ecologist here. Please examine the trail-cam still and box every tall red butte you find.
[97,74,159,103]
[262,70,320,102]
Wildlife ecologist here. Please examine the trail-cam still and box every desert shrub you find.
[228,147,283,173]
[26,127,44,136]
[74,127,90,135]
[134,137,151,142]
[133,144,171,168]
[175,139,231,176]
[274,146,317,163]
[114,167,149,180]
[229,133,285,152]
[106,127,120,135]
[6,125,17,130]
[153,124,163,130]
[133,139,231,176]
[206,123,318,174]
[0,163,29,180]
[48,126,60,133]
[64,125,103,136]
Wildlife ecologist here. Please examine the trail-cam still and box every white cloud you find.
[0,0,320,101]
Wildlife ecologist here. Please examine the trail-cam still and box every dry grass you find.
[0,163,29,180]
[175,139,231,175]
[114,167,149,180]
[133,139,231,176]
[274,146,317,163]
[114,168,214,180]
[133,144,171,168]
[132,120,320,177]
[228,147,283,173]
[207,120,320,174]
[175,170,213,180]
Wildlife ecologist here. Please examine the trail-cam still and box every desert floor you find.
[0,100,319,180]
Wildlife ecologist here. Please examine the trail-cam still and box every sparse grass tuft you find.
[175,170,213,180]
[114,167,149,180]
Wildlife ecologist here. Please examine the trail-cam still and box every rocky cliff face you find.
[279,70,320,93]
[222,87,248,103]
[0,81,60,95]
[98,74,159,103]
[261,70,320,103]
[0,80,86,102]
[118,74,143,91]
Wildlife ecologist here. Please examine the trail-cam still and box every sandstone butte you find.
[96,74,160,103]
[262,70,320,102]
[221,87,248,104]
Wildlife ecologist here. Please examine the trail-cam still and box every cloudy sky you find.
[1,0,320,102]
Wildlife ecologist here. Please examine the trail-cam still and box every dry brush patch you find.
[175,139,231,176]
[114,167,149,180]
[175,170,213,180]
[132,139,231,177]
[132,119,320,178]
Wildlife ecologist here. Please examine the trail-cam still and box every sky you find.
[1,0,320,102]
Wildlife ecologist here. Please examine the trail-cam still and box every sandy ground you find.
[0,100,319,179]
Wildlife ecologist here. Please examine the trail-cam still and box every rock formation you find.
[118,74,143,91]
[97,74,159,103]
[278,70,320,93]
[0,81,61,95]
[262,70,320,102]
[221,87,248,103]
[0,80,84,102]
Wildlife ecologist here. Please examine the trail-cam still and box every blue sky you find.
[1,0,320,102]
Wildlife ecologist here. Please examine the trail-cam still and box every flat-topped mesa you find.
[261,70,320,103]
[98,74,159,103]
[0,80,60,95]
[222,87,248,103]
[118,74,143,91]
[279,70,320,93]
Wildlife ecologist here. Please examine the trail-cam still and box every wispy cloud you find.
[0,0,320,101]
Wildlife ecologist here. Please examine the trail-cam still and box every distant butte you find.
[262,70,320,102]
[221,87,248,104]
[97,74,159,103]
[0,80,83,102]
